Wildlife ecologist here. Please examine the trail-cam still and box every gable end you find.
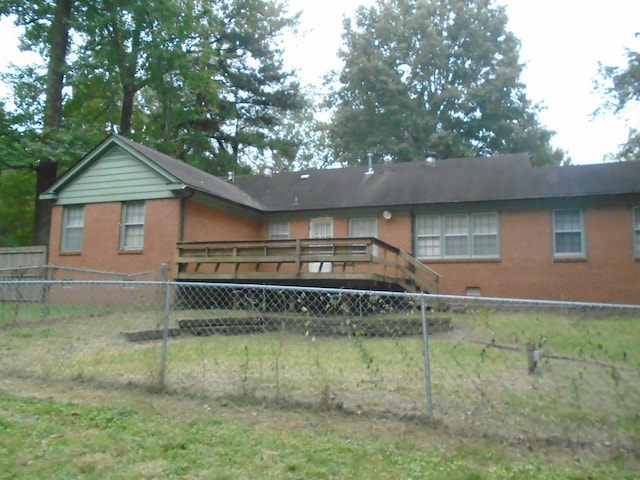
[50,145,183,205]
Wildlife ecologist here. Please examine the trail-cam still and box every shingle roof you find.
[113,135,265,210]
[233,154,640,211]
[50,135,640,213]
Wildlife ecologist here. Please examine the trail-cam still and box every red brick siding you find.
[379,215,412,251]
[48,199,181,280]
[182,201,262,241]
[420,206,640,304]
[49,199,640,303]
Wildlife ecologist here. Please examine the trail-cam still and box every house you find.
[42,134,640,304]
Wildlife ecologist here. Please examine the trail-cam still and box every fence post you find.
[159,263,171,389]
[42,266,52,321]
[420,295,434,417]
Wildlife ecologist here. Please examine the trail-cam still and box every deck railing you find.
[175,237,440,293]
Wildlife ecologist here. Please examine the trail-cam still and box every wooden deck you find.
[175,237,440,293]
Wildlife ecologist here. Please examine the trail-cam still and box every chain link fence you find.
[1,273,639,453]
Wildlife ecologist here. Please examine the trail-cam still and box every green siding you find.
[56,145,180,205]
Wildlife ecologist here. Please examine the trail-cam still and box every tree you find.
[0,0,75,245]
[139,0,305,174]
[1,0,305,246]
[0,105,33,246]
[66,0,304,175]
[596,38,640,161]
[327,0,565,165]
[67,0,186,136]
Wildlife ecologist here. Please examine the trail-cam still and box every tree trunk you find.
[43,0,73,130]
[33,159,59,247]
[33,0,73,246]
[120,83,136,136]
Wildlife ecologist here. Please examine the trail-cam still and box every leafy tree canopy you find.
[326,0,566,166]
[596,37,640,161]
[1,0,305,175]
[0,0,305,245]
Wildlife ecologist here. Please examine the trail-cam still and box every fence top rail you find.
[0,265,47,272]
[0,246,47,254]
[2,278,638,311]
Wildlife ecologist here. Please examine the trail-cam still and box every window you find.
[553,209,584,257]
[415,216,441,257]
[633,207,640,258]
[472,213,500,256]
[61,205,84,252]
[120,202,145,251]
[415,212,499,259]
[268,221,290,240]
[348,217,378,238]
[444,214,469,256]
[349,217,378,255]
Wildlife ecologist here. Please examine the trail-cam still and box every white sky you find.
[1,1,639,165]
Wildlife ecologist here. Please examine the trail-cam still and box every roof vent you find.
[264,159,274,177]
[425,151,437,166]
[365,152,374,175]
[227,171,234,182]
[383,154,392,165]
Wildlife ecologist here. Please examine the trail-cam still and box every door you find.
[309,217,333,272]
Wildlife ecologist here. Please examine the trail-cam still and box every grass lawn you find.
[1,302,639,478]
[0,386,635,480]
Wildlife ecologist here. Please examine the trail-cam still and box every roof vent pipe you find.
[227,171,234,182]
[264,151,274,177]
[425,151,437,166]
[365,152,374,175]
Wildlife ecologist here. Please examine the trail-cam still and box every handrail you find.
[176,237,440,293]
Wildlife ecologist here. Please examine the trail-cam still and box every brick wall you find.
[423,205,640,304]
[183,201,262,241]
[48,198,181,280]
[49,198,640,303]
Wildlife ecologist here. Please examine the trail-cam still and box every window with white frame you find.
[415,215,441,257]
[120,201,145,251]
[472,212,500,256]
[268,221,290,240]
[415,212,499,259]
[553,209,584,257]
[348,217,378,238]
[61,205,85,252]
[633,207,640,257]
[349,217,378,255]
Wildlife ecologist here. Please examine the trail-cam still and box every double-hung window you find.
[415,215,441,257]
[61,205,85,252]
[415,212,499,259]
[268,221,290,240]
[472,212,500,256]
[120,201,145,251]
[553,209,584,257]
[349,217,378,255]
[348,217,378,239]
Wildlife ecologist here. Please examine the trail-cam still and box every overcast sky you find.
[1,1,639,165]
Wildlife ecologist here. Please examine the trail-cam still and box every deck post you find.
[295,239,301,276]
